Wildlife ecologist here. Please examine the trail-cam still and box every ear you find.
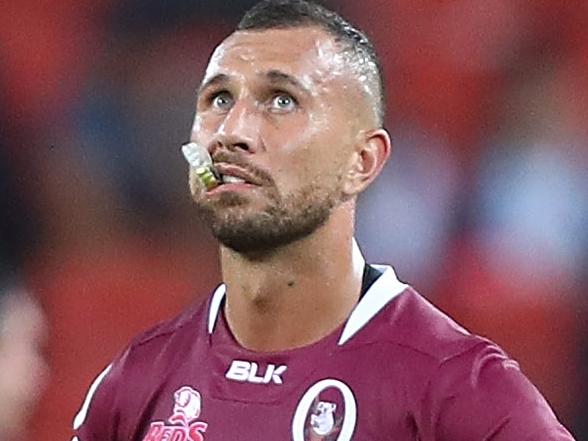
[342,128,392,197]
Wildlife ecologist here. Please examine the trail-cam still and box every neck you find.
[220,206,364,352]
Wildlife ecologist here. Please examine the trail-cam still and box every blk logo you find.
[225,360,287,384]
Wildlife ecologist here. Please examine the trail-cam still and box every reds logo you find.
[142,386,208,441]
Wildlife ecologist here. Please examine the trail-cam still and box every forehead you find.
[203,27,348,90]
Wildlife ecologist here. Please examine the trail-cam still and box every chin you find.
[212,214,330,257]
[216,234,301,258]
[201,181,339,255]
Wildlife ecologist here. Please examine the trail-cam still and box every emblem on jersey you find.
[142,386,208,441]
[225,359,287,384]
[292,379,357,441]
[310,401,338,437]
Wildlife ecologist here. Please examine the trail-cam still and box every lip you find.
[214,163,261,186]
[206,181,258,196]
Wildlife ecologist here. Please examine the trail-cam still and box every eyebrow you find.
[197,70,310,97]
[264,70,310,95]
[197,73,230,96]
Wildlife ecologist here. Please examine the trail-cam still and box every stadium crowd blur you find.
[1,0,587,438]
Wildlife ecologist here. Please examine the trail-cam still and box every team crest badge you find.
[142,386,208,441]
[309,400,341,439]
[292,379,357,441]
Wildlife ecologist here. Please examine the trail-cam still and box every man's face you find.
[190,27,363,254]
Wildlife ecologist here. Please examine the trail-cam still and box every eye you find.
[211,91,233,111]
[269,93,297,112]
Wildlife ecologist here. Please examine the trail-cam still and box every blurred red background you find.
[1,0,586,439]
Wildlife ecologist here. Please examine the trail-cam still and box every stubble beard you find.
[194,182,340,256]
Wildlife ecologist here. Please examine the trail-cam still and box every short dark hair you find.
[237,0,386,126]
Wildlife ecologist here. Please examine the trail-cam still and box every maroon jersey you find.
[73,265,575,441]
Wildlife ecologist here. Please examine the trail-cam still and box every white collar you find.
[207,241,408,345]
[337,264,407,345]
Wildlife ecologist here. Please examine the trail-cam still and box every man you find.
[0,112,48,440]
[0,282,48,440]
[73,1,576,439]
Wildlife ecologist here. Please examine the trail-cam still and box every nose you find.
[210,99,261,155]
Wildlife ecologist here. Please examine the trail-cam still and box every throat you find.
[218,225,366,352]
[223,273,361,352]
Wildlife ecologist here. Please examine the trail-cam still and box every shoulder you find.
[381,287,487,361]
[95,288,215,387]
[127,296,208,350]
[358,281,575,439]
[348,267,486,364]
[73,290,215,434]
[114,290,214,371]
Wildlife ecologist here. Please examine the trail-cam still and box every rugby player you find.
[73,1,576,439]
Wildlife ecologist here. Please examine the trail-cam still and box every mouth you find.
[213,163,262,187]
[200,163,264,196]
[207,181,257,196]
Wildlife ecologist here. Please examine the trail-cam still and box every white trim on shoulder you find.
[73,364,113,430]
[338,265,408,346]
[207,284,227,334]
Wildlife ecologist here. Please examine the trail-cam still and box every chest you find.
[120,345,420,441]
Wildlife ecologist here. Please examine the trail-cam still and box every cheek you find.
[265,109,318,149]
[268,151,329,197]
[270,128,348,193]
[191,114,203,134]
[191,114,218,143]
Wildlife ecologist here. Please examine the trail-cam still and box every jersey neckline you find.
[206,243,409,350]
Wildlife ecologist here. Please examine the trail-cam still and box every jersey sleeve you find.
[418,342,576,441]
[72,361,120,441]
